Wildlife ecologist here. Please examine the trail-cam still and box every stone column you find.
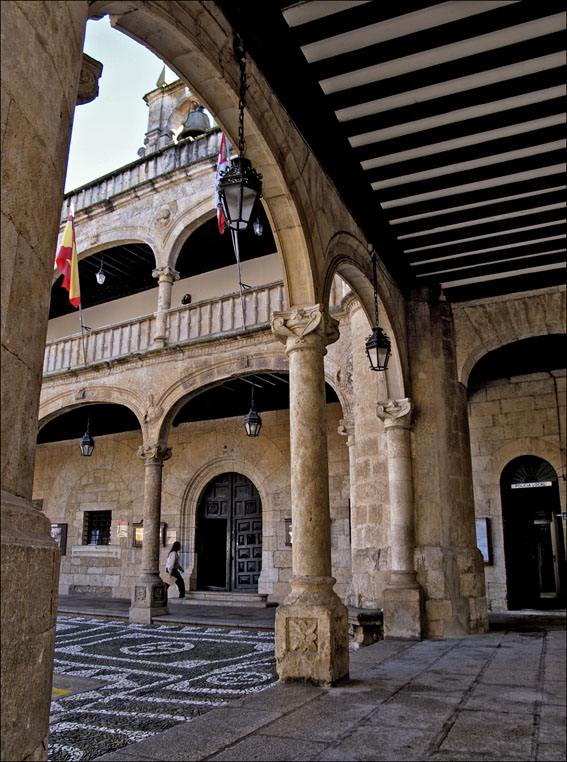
[377,399,424,639]
[1,3,89,759]
[152,266,179,346]
[129,443,171,623]
[272,305,349,685]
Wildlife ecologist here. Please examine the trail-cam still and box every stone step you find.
[174,591,277,608]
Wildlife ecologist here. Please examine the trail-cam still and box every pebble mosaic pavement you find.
[49,616,278,761]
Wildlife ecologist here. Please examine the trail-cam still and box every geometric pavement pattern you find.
[49,616,277,761]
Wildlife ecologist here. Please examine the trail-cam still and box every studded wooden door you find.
[197,473,262,592]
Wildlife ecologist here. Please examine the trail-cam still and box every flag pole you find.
[230,228,246,329]
[78,304,88,367]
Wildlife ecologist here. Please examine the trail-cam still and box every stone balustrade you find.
[61,130,222,219]
[43,278,351,376]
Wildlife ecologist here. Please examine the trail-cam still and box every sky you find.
[64,16,178,192]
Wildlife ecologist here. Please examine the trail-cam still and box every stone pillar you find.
[407,288,488,637]
[129,443,171,623]
[377,399,424,639]
[152,266,179,346]
[1,3,89,759]
[272,305,349,685]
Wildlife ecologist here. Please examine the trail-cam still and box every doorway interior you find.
[197,472,262,592]
[501,456,565,610]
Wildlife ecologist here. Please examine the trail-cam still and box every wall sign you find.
[511,482,552,489]
[132,522,167,547]
[475,518,492,565]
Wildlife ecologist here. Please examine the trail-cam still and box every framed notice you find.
[117,521,129,539]
[132,522,166,548]
[475,518,493,565]
[51,523,68,556]
[166,528,177,547]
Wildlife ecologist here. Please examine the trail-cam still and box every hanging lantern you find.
[79,419,95,456]
[217,36,263,233]
[95,254,105,285]
[365,249,392,371]
[243,386,262,437]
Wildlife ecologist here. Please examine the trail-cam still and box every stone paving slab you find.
[56,607,564,762]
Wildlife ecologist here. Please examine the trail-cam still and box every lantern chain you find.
[371,249,379,327]
[235,36,247,157]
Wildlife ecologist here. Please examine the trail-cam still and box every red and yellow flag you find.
[56,213,81,308]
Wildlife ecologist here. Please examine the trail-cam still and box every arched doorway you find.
[501,456,565,610]
[196,473,262,592]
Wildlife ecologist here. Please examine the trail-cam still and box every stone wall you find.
[33,402,350,603]
[468,369,566,610]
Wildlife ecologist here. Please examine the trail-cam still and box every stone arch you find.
[174,444,289,596]
[485,439,564,484]
[454,288,566,386]
[90,0,317,307]
[323,232,408,399]
[38,386,145,432]
[166,206,217,271]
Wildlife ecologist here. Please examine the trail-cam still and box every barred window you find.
[83,510,112,546]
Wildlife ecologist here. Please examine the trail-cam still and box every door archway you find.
[196,473,262,592]
[501,456,565,609]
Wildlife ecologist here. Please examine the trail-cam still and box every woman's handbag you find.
[160,572,176,587]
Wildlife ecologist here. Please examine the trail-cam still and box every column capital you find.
[152,266,180,283]
[137,443,172,464]
[271,304,339,354]
[376,398,413,428]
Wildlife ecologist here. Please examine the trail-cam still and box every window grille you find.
[83,510,112,546]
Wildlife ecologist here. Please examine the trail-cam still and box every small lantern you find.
[365,249,392,372]
[243,387,262,437]
[96,255,105,285]
[253,217,263,237]
[79,420,94,456]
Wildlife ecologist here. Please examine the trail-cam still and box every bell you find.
[178,104,210,140]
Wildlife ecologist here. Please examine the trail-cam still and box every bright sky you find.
[64,16,178,192]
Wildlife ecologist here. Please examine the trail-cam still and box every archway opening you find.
[500,455,565,610]
[196,472,262,592]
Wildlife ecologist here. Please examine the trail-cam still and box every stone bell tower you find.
[138,66,211,156]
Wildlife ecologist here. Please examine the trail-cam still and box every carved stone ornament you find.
[152,266,180,283]
[271,305,339,352]
[137,443,172,464]
[337,418,355,447]
[376,398,413,428]
[143,393,164,424]
[288,618,318,652]
[134,586,146,602]
[77,53,103,106]
[154,205,173,228]
[74,387,86,400]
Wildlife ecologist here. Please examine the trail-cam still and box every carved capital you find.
[137,443,172,464]
[77,53,103,106]
[271,304,339,354]
[152,266,180,284]
[376,398,413,428]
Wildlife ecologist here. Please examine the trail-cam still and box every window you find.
[83,511,112,546]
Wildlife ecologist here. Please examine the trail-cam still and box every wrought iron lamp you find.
[79,418,95,456]
[96,254,105,285]
[243,387,262,437]
[217,36,263,232]
[365,249,392,371]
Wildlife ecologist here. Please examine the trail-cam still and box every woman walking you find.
[166,541,185,599]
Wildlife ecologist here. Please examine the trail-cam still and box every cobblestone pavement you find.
[49,616,277,761]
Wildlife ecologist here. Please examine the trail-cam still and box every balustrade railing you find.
[43,277,351,375]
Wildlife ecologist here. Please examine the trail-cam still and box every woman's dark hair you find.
[169,541,181,553]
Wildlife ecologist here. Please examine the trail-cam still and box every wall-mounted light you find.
[243,386,262,437]
[79,418,95,456]
[96,254,105,285]
[365,249,391,372]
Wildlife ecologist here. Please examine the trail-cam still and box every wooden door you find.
[197,473,262,591]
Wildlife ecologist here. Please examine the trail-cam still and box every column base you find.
[275,576,349,686]
[129,574,169,623]
[383,570,424,640]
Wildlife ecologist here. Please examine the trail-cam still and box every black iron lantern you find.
[243,387,262,437]
[217,36,262,233]
[79,419,95,456]
[365,250,392,371]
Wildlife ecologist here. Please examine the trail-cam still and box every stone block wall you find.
[32,403,350,603]
[468,369,566,610]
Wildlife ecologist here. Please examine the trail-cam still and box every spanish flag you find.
[56,212,81,308]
